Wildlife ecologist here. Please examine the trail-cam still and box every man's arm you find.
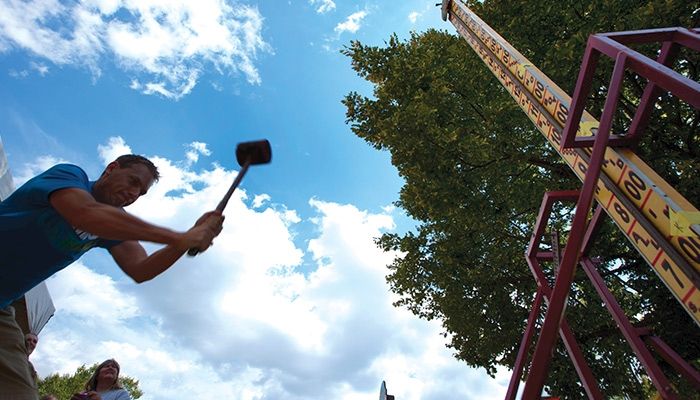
[109,212,223,283]
[109,241,186,283]
[49,187,183,245]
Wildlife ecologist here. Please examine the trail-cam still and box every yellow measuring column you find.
[444,0,700,325]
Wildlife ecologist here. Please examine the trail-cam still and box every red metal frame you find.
[561,27,700,149]
[512,191,700,398]
[521,82,613,399]
[510,192,606,399]
[512,27,700,399]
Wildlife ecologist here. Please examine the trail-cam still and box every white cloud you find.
[318,7,373,52]
[97,136,132,165]
[334,10,368,35]
[408,11,421,24]
[189,142,211,155]
[309,0,336,14]
[0,0,271,99]
[210,81,224,92]
[185,141,211,165]
[8,62,49,79]
[8,69,29,79]
[252,193,270,208]
[26,137,509,399]
[13,155,69,186]
[133,72,199,100]
[30,61,49,76]
[382,204,396,213]
[47,262,140,321]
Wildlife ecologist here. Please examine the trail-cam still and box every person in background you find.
[24,333,38,356]
[70,359,131,400]
[25,332,39,383]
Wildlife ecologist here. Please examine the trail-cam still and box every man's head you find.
[25,333,38,355]
[92,155,159,207]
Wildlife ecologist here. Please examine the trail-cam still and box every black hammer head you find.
[236,139,272,166]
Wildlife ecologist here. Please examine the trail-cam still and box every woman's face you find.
[98,361,119,384]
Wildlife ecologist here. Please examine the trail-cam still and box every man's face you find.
[94,163,155,207]
[25,333,38,355]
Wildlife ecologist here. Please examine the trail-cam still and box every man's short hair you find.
[115,154,160,181]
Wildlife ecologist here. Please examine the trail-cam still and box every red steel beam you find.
[505,290,543,400]
[643,333,700,392]
[626,41,681,144]
[525,256,604,399]
[518,191,605,399]
[522,54,627,399]
[591,36,700,109]
[579,258,678,399]
[527,191,579,260]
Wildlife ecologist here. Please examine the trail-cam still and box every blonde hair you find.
[84,359,123,391]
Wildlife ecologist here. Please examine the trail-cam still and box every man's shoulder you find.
[43,163,88,178]
[13,163,91,200]
[32,163,90,187]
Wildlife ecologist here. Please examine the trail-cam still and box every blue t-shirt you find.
[0,164,120,308]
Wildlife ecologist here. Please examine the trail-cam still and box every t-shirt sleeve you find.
[19,164,90,206]
[115,389,133,400]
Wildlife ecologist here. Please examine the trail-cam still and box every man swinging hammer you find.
[0,155,224,400]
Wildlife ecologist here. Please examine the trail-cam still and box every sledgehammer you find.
[188,139,272,256]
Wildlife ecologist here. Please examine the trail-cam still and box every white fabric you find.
[0,137,13,200]
[22,284,55,334]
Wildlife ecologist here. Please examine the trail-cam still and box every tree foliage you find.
[343,0,699,398]
[38,364,143,400]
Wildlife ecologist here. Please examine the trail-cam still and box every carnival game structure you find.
[440,1,700,398]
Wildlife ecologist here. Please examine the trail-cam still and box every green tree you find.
[38,364,143,400]
[342,1,699,398]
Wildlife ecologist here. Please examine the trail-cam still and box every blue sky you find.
[1,1,516,399]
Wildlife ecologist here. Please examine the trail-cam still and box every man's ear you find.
[103,161,120,175]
